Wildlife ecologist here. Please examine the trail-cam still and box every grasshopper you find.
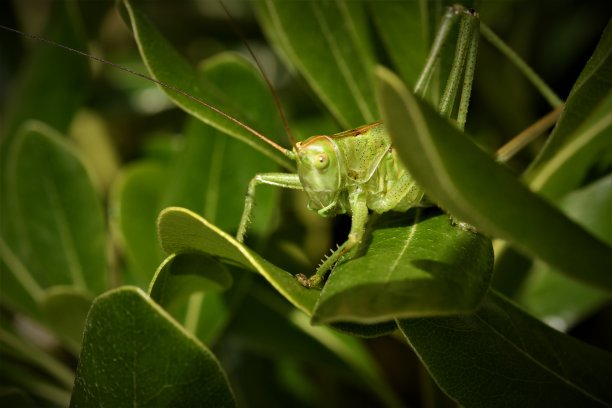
[235,5,480,288]
[1,4,480,288]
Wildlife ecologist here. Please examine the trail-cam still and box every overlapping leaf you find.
[398,291,612,406]
[2,121,107,314]
[157,207,319,315]
[369,1,429,88]
[111,161,168,286]
[517,175,612,330]
[255,0,377,128]
[157,208,397,337]
[148,253,232,310]
[524,20,612,199]
[376,67,612,292]
[313,210,493,324]
[121,0,292,170]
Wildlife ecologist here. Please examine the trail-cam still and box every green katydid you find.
[1,4,481,288]
[234,5,480,288]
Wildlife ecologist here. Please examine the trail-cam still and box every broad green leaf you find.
[157,207,395,336]
[70,286,235,407]
[524,20,612,199]
[111,161,168,287]
[255,0,378,128]
[148,253,232,309]
[370,1,429,88]
[40,286,93,354]
[313,210,493,324]
[398,291,612,406]
[4,121,107,295]
[157,207,395,337]
[120,0,292,170]
[517,174,612,330]
[376,67,612,292]
[112,160,235,344]
[157,207,318,315]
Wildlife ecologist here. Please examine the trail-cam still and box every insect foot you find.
[449,216,478,233]
[295,273,323,289]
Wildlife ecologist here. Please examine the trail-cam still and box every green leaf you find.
[255,0,378,128]
[370,1,429,88]
[40,286,93,354]
[120,0,292,170]
[398,291,612,406]
[4,121,107,296]
[526,90,612,199]
[148,253,232,309]
[375,67,612,292]
[517,174,612,330]
[313,210,493,324]
[157,207,318,315]
[70,286,235,407]
[156,207,395,337]
[524,20,612,199]
[111,161,168,287]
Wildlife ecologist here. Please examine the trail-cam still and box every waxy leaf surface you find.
[71,287,235,407]
[398,291,612,406]
[313,210,493,324]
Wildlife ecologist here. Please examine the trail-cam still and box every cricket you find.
[3,3,526,289]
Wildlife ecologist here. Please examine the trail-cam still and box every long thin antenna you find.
[218,1,297,149]
[0,24,294,158]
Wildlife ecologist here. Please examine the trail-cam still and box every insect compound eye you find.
[314,153,329,170]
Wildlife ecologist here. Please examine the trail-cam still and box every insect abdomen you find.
[365,149,424,214]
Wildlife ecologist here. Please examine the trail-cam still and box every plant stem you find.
[495,105,564,162]
[480,23,563,108]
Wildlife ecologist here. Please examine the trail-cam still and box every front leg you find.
[237,173,302,242]
[297,189,368,288]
